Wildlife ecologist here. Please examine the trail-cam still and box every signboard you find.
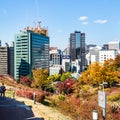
[98,91,106,108]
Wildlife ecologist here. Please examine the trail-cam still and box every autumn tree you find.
[114,54,120,68]
[32,68,49,89]
[45,74,61,92]
[79,58,120,87]
[57,78,76,94]
[103,58,120,85]
[79,62,103,86]
[114,54,120,83]
[60,72,72,81]
[47,74,61,82]
[101,59,117,86]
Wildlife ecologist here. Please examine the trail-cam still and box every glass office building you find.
[14,25,49,79]
[69,31,85,72]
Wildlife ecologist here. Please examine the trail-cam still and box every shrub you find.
[107,93,120,101]
[20,76,32,87]
[81,85,90,92]
[16,89,46,103]
[57,78,76,94]
[26,91,33,99]
[58,95,65,101]
[36,92,45,103]
[50,99,58,107]
[16,90,33,99]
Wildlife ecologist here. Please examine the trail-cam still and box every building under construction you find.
[14,22,49,79]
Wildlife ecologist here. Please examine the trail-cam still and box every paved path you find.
[16,97,72,120]
[0,97,44,120]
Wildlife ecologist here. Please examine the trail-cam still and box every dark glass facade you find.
[14,30,49,79]
[69,31,86,72]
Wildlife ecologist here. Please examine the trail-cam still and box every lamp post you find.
[100,82,108,92]
[99,82,108,120]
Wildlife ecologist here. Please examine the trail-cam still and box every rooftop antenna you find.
[38,21,41,29]
[35,0,40,22]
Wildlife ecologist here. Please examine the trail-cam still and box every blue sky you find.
[0,0,120,50]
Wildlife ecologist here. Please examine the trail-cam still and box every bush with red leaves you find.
[16,89,45,103]
[57,78,76,94]
[20,76,32,87]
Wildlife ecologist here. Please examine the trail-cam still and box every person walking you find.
[0,83,6,97]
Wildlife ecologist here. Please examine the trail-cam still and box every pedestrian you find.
[33,92,36,104]
[0,83,6,97]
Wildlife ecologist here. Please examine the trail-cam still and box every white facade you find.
[49,65,61,75]
[62,58,70,72]
[86,46,101,65]
[108,41,120,50]
[50,49,61,66]
[99,50,118,64]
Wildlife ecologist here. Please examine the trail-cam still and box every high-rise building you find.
[69,31,86,72]
[0,47,9,75]
[0,42,14,76]
[8,46,14,76]
[14,22,49,79]
[0,40,1,47]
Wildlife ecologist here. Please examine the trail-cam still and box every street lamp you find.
[99,82,108,120]
[100,82,108,92]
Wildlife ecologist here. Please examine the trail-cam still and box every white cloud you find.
[82,22,89,25]
[79,16,88,21]
[94,19,108,24]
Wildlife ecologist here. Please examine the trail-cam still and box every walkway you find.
[0,97,44,120]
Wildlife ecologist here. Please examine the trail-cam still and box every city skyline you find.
[0,0,120,50]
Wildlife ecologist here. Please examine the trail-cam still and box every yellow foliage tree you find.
[32,68,49,89]
[79,62,103,85]
[79,58,120,87]
[102,59,119,85]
